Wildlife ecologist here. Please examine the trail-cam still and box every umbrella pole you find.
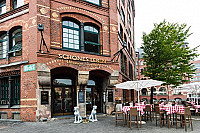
[138,91,140,104]
[137,83,141,117]
[197,87,198,105]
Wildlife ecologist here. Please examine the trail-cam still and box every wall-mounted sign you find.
[24,64,36,72]
[58,54,107,64]
[108,91,113,102]
[41,91,49,104]
[78,91,85,103]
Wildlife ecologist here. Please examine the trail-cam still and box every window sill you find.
[11,105,20,109]
[0,4,29,21]
[51,47,110,57]
[0,105,8,108]
[0,105,20,109]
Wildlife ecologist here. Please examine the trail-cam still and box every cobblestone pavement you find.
[0,115,200,133]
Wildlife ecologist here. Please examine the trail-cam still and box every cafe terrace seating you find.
[115,101,198,131]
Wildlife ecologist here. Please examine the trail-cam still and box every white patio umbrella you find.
[178,82,200,105]
[115,79,165,104]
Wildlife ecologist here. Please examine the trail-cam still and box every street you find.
[0,115,200,133]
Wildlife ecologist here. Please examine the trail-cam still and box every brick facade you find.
[0,0,135,121]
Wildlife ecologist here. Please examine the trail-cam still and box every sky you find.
[134,0,200,59]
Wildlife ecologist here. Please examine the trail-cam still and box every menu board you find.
[108,91,113,102]
[41,91,49,104]
[79,91,85,103]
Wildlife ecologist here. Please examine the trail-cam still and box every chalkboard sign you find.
[79,91,85,103]
[108,91,113,102]
[41,91,49,104]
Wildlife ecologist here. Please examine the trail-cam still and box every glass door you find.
[53,86,73,115]
[86,87,92,113]
[64,87,73,113]
[86,87,102,113]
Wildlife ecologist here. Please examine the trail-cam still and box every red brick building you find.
[190,60,200,83]
[135,48,187,102]
[0,0,135,121]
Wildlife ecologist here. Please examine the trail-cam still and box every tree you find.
[141,20,198,86]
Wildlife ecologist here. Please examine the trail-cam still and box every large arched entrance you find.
[51,67,78,116]
[86,70,110,113]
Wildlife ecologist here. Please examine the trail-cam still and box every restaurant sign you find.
[23,64,36,72]
[58,54,107,64]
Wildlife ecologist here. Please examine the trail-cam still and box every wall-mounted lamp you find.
[111,41,127,62]
[38,24,49,53]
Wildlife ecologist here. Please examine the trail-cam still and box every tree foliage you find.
[141,20,198,86]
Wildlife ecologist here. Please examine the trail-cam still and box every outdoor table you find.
[194,105,200,113]
[159,105,184,128]
[159,105,184,115]
[122,105,153,115]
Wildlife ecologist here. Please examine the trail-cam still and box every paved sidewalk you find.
[0,115,200,133]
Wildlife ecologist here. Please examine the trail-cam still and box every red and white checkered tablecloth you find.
[122,106,134,114]
[194,105,200,113]
[122,105,153,115]
[159,105,184,115]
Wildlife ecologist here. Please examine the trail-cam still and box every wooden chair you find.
[152,103,159,120]
[144,105,152,122]
[155,106,166,127]
[127,108,141,130]
[176,107,193,132]
[115,104,124,127]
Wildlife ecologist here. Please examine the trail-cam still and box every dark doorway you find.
[86,70,110,113]
[86,80,102,113]
[51,67,78,117]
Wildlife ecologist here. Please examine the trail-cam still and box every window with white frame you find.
[9,28,22,56]
[84,25,101,54]
[0,0,6,14]
[84,0,101,5]
[62,20,80,50]
[0,33,7,59]
[13,0,24,9]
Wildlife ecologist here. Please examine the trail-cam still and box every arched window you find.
[9,27,22,56]
[0,0,6,14]
[160,98,167,102]
[141,88,147,95]
[62,20,80,50]
[151,87,156,95]
[0,33,7,59]
[87,80,95,86]
[84,25,101,54]
[159,87,166,95]
[13,0,24,9]
[85,0,101,5]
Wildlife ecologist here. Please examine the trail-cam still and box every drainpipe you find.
[8,77,13,108]
[80,22,84,51]
[6,31,9,61]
